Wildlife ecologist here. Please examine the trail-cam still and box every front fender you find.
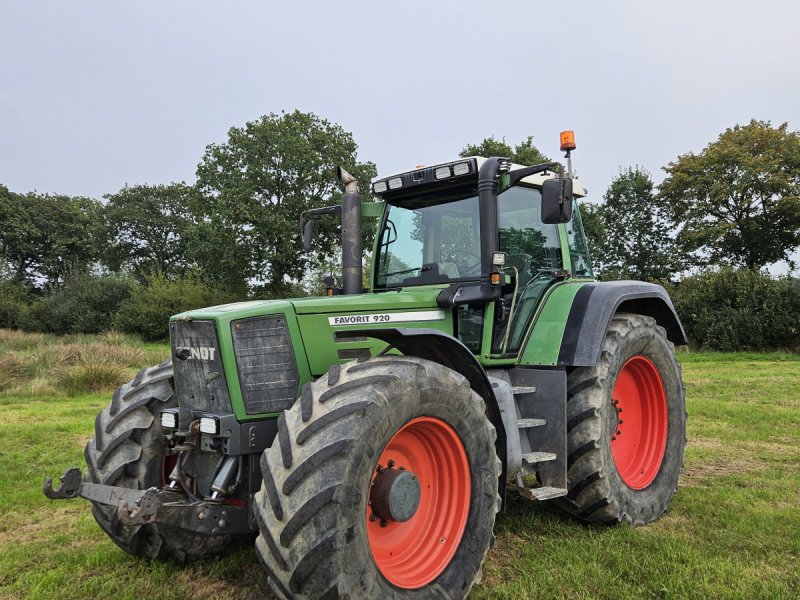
[335,327,507,493]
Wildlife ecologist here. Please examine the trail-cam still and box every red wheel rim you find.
[610,356,668,490]
[367,417,471,589]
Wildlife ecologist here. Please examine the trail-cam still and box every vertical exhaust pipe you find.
[337,166,363,295]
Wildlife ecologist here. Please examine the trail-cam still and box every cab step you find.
[517,418,546,429]
[511,386,537,395]
[518,486,568,501]
[521,452,557,464]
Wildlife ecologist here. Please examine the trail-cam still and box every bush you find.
[22,274,134,335]
[668,268,800,351]
[0,279,33,329]
[114,273,238,341]
[57,362,128,396]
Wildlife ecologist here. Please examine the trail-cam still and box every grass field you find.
[0,330,798,599]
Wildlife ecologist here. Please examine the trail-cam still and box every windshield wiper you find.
[383,266,431,277]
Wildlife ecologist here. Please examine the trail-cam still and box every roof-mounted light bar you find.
[371,158,478,197]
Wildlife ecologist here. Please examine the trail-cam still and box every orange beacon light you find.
[560,130,576,152]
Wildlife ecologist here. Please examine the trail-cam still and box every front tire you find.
[556,313,687,525]
[254,357,501,599]
[85,360,255,562]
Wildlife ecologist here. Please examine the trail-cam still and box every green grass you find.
[0,333,798,599]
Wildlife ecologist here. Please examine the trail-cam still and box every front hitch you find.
[43,467,82,499]
[43,467,254,535]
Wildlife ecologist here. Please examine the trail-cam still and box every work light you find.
[373,181,388,194]
[435,166,451,180]
[452,161,470,176]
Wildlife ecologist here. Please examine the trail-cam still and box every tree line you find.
[1,113,798,349]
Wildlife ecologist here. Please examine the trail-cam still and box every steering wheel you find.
[446,250,481,275]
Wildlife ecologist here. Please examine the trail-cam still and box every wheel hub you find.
[366,416,471,589]
[369,463,421,524]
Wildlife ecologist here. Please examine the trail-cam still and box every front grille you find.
[231,315,300,414]
[170,320,231,414]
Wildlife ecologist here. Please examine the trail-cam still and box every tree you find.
[194,110,377,296]
[660,120,800,269]
[0,189,102,286]
[578,200,607,258]
[595,167,682,282]
[103,183,195,280]
[459,135,549,166]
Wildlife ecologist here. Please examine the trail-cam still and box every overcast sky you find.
[2,0,799,209]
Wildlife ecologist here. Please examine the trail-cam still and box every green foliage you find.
[667,268,800,351]
[459,135,549,166]
[193,110,377,296]
[22,273,134,335]
[0,188,102,286]
[577,200,606,253]
[0,278,32,328]
[103,183,195,280]
[114,273,238,341]
[594,167,682,281]
[57,362,128,396]
[660,120,800,268]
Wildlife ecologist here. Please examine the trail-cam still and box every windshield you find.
[373,185,564,289]
[375,192,481,288]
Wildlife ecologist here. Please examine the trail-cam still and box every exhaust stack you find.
[337,166,363,295]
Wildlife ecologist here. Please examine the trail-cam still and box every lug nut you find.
[387,459,395,468]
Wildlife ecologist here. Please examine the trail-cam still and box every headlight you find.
[161,410,178,429]
[200,415,220,435]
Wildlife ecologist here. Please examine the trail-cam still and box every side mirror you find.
[541,177,573,224]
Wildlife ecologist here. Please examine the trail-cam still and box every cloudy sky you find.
[2,0,799,207]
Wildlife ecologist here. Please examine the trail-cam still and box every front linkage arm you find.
[43,467,253,535]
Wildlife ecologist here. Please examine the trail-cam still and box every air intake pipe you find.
[337,166,363,295]
[477,157,511,275]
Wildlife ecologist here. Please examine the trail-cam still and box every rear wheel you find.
[556,313,686,525]
[254,356,501,599]
[85,360,255,562]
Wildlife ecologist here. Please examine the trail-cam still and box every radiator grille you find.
[170,320,231,414]
[231,315,300,414]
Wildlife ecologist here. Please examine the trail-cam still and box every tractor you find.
[45,132,687,599]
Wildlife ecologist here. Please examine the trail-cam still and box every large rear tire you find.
[254,356,501,599]
[555,313,687,525]
[84,360,255,562]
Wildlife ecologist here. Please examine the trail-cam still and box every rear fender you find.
[558,281,687,367]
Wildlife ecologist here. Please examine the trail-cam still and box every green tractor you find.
[45,133,687,599]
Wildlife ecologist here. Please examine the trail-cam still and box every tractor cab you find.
[370,156,594,356]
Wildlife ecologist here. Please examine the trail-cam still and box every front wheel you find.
[85,360,255,562]
[555,313,687,525]
[254,357,501,599]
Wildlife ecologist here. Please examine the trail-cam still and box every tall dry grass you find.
[0,328,168,396]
